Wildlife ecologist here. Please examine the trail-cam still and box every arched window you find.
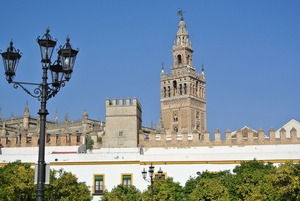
[173,80,177,96]
[163,87,166,98]
[173,114,178,122]
[177,55,182,65]
[184,83,187,94]
[179,84,182,95]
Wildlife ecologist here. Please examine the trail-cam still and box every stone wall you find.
[139,127,300,147]
[103,98,142,148]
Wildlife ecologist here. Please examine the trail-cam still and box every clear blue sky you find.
[0,1,299,136]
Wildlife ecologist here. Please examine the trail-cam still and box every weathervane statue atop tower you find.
[177,8,185,21]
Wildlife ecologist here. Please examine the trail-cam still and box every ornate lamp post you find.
[142,164,164,201]
[0,29,79,201]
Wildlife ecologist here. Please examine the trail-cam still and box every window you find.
[119,131,123,136]
[145,134,150,141]
[179,84,182,95]
[122,174,132,186]
[46,134,51,143]
[76,135,80,143]
[177,55,182,65]
[94,175,104,194]
[6,137,10,144]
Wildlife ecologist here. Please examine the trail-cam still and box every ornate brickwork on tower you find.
[160,17,206,135]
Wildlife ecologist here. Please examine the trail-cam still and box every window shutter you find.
[123,175,131,180]
[95,175,103,180]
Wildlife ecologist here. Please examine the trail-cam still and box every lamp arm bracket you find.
[13,82,42,100]
[46,82,66,100]
[11,81,66,101]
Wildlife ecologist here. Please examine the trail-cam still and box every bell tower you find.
[160,14,206,135]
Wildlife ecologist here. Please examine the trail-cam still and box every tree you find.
[189,177,230,201]
[0,160,35,201]
[223,159,275,201]
[261,162,300,200]
[86,135,94,151]
[184,170,231,201]
[0,161,92,201]
[142,178,185,201]
[183,176,201,196]
[101,184,142,201]
[45,168,92,201]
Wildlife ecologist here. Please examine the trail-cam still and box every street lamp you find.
[142,164,164,201]
[0,29,79,201]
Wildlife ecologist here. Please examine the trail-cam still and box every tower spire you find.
[160,13,207,134]
[24,102,30,116]
[55,109,59,122]
[173,15,192,52]
[161,61,165,74]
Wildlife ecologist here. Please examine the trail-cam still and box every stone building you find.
[1,14,300,201]
[103,98,142,148]
[0,16,299,150]
[160,18,206,135]
[0,103,104,150]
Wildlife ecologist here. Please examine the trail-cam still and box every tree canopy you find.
[101,185,142,201]
[0,160,35,201]
[2,160,300,201]
[0,161,92,201]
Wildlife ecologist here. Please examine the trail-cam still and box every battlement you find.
[106,97,141,108]
[139,127,300,147]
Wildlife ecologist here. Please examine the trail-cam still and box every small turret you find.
[23,102,30,129]
[55,110,59,122]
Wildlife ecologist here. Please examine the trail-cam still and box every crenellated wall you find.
[103,98,142,148]
[139,127,300,147]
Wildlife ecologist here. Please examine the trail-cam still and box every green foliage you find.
[261,162,300,200]
[183,176,201,196]
[86,135,94,151]
[0,160,35,201]
[2,159,300,201]
[0,161,92,201]
[97,137,102,143]
[183,160,300,201]
[189,178,230,201]
[142,178,185,201]
[184,170,231,201]
[224,159,276,201]
[45,169,92,201]
[101,185,142,201]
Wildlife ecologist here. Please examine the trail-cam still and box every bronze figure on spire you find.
[177,8,185,21]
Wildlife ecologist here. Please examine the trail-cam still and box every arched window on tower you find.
[184,83,187,94]
[179,84,182,95]
[167,86,171,97]
[177,55,182,65]
[163,87,166,98]
[173,114,178,122]
[173,80,177,96]
[187,55,190,65]
[174,127,178,132]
